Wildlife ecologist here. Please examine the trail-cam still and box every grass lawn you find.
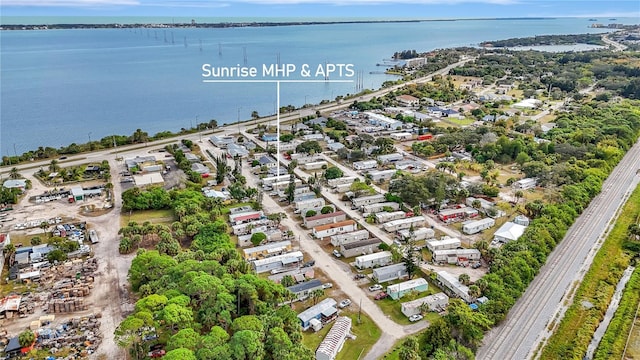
[120,209,175,227]
[375,276,440,325]
[300,310,381,359]
[443,117,476,127]
[539,113,557,124]
[5,233,35,247]
[337,311,382,360]
[539,184,640,359]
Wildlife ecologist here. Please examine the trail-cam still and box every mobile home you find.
[387,278,429,300]
[401,293,449,317]
[327,176,357,188]
[362,202,401,214]
[303,211,347,228]
[312,220,357,239]
[294,198,326,211]
[352,160,378,171]
[382,216,426,232]
[432,249,481,264]
[397,227,435,241]
[339,238,382,258]
[333,183,353,193]
[436,271,473,303]
[354,251,392,269]
[351,194,386,209]
[302,161,328,171]
[462,218,495,235]
[372,263,408,283]
[330,230,370,247]
[374,211,406,224]
[426,238,461,252]
[368,169,397,182]
[251,251,304,274]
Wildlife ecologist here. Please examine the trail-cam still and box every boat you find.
[588,18,598,21]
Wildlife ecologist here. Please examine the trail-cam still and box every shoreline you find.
[0,17,554,30]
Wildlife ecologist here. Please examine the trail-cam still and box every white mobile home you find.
[330,230,370,247]
[355,251,392,269]
[397,227,435,241]
[251,251,304,274]
[315,316,352,360]
[513,178,537,190]
[387,278,429,300]
[261,175,290,186]
[376,153,404,164]
[294,198,326,211]
[382,216,426,232]
[426,238,462,252]
[340,238,382,258]
[372,263,408,283]
[242,241,293,260]
[351,194,386,209]
[303,211,347,228]
[390,132,413,141]
[297,298,338,330]
[333,183,353,193]
[293,155,324,164]
[436,271,473,303]
[462,218,496,235]
[368,169,397,182]
[265,179,302,190]
[301,161,328,171]
[401,293,449,317]
[432,249,481,264]
[327,176,357,188]
[374,211,407,224]
[352,160,378,171]
[362,202,401,214]
[312,220,357,239]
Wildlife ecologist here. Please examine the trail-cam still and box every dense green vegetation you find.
[593,267,640,359]
[540,184,640,359]
[2,121,218,166]
[116,187,314,360]
[480,33,605,47]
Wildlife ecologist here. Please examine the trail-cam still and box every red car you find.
[374,292,388,300]
[148,350,166,358]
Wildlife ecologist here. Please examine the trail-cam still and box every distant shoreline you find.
[0,17,553,30]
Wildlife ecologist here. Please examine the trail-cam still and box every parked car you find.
[338,299,352,308]
[322,283,333,289]
[333,250,342,258]
[409,314,423,322]
[471,262,482,269]
[374,292,388,300]
[353,274,366,280]
[368,284,383,292]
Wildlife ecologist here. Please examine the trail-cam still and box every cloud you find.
[2,0,139,6]
[236,0,517,4]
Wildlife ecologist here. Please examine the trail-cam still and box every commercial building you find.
[374,211,406,224]
[436,271,473,303]
[297,298,338,330]
[339,238,382,258]
[397,227,435,242]
[401,293,449,317]
[315,316,352,360]
[303,211,347,229]
[287,279,324,302]
[242,241,293,261]
[426,238,461,252]
[372,263,408,283]
[365,112,403,130]
[351,194,386,209]
[355,251,392,269]
[352,160,378,171]
[209,135,235,148]
[386,278,429,300]
[382,216,426,232]
[493,222,527,243]
[251,251,304,274]
[462,218,496,235]
[330,230,370,247]
[432,249,481,264]
[312,220,357,239]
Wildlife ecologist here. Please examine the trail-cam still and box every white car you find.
[409,314,423,322]
[322,283,333,289]
[333,250,342,258]
[368,284,383,292]
[338,299,352,308]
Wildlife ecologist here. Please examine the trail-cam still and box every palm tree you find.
[514,190,524,204]
[9,167,20,179]
[40,221,50,237]
[459,273,471,286]
[49,159,60,173]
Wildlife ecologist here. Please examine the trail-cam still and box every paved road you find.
[477,138,640,360]
[602,33,627,52]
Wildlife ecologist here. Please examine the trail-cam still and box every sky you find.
[1,0,639,20]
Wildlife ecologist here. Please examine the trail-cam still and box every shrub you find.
[250,232,267,246]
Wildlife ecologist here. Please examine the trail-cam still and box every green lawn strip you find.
[120,209,175,227]
[593,266,640,359]
[301,321,332,352]
[382,338,405,360]
[540,185,640,359]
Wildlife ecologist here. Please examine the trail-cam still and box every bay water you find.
[0,17,634,156]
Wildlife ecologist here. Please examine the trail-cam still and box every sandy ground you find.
[2,161,130,359]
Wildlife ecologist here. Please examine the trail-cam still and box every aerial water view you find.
[1,0,640,359]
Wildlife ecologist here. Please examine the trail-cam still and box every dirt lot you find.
[2,161,131,359]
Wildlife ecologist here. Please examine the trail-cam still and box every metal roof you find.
[297,298,337,323]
